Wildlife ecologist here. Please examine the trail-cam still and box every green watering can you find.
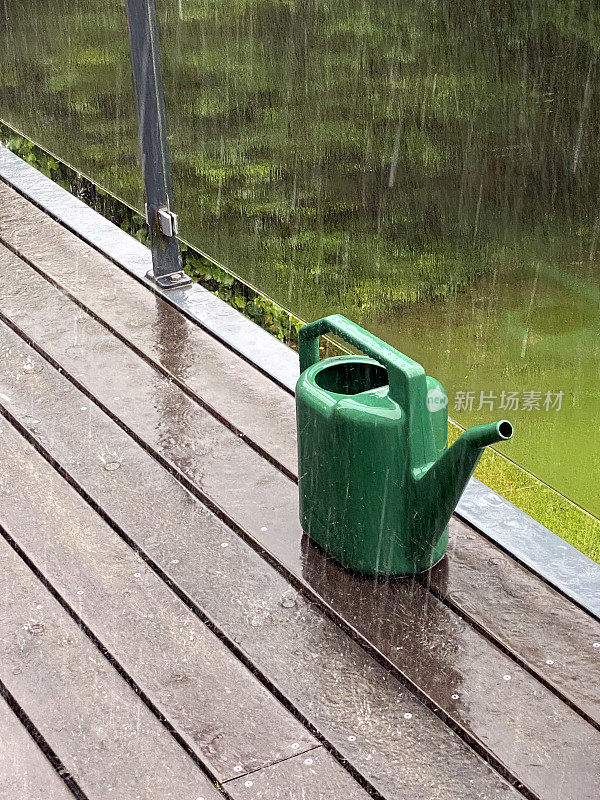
[296,315,513,576]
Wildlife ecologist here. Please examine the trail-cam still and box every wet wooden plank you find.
[0,420,316,783]
[0,181,297,475]
[0,536,220,800]
[0,324,517,800]
[224,748,370,800]
[0,695,74,800]
[426,517,600,725]
[1,184,597,730]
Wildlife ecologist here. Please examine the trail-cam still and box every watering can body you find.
[296,315,513,576]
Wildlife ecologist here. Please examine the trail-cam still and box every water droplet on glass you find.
[545,659,554,665]
[291,742,300,750]
[171,559,179,564]
[304,758,313,765]
[503,675,511,681]
[233,764,243,773]
[404,713,412,719]
[104,461,121,472]
[244,781,253,788]
[134,572,141,578]
[261,526,268,532]
[77,590,84,595]
[593,642,600,648]
[80,406,87,411]
[347,735,356,742]
[221,541,229,548]
[451,693,459,700]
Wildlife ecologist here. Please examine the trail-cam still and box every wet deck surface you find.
[0,180,599,800]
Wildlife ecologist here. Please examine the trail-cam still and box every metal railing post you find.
[125,0,191,289]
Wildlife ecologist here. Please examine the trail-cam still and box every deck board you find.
[0,536,221,800]
[1,182,599,800]
[224,749,371,800]
[0,694,74,800]
[1,180,598,730]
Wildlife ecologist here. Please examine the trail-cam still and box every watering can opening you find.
[497,420,513,439]
[314,359,388,396]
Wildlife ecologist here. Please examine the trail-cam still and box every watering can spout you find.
[459,419,514,450]
[413,420,513,552]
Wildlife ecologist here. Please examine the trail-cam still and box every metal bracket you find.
[143,205,190,288]
[158,207,178,237]
[145,268,192,290]
[145,204,179,237]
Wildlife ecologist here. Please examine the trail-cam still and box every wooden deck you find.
[0,180,599,800]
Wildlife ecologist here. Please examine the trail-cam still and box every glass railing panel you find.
[162,1,600,519]
[0,0,140,207]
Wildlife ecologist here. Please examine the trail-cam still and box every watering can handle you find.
[298,314,426,406]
